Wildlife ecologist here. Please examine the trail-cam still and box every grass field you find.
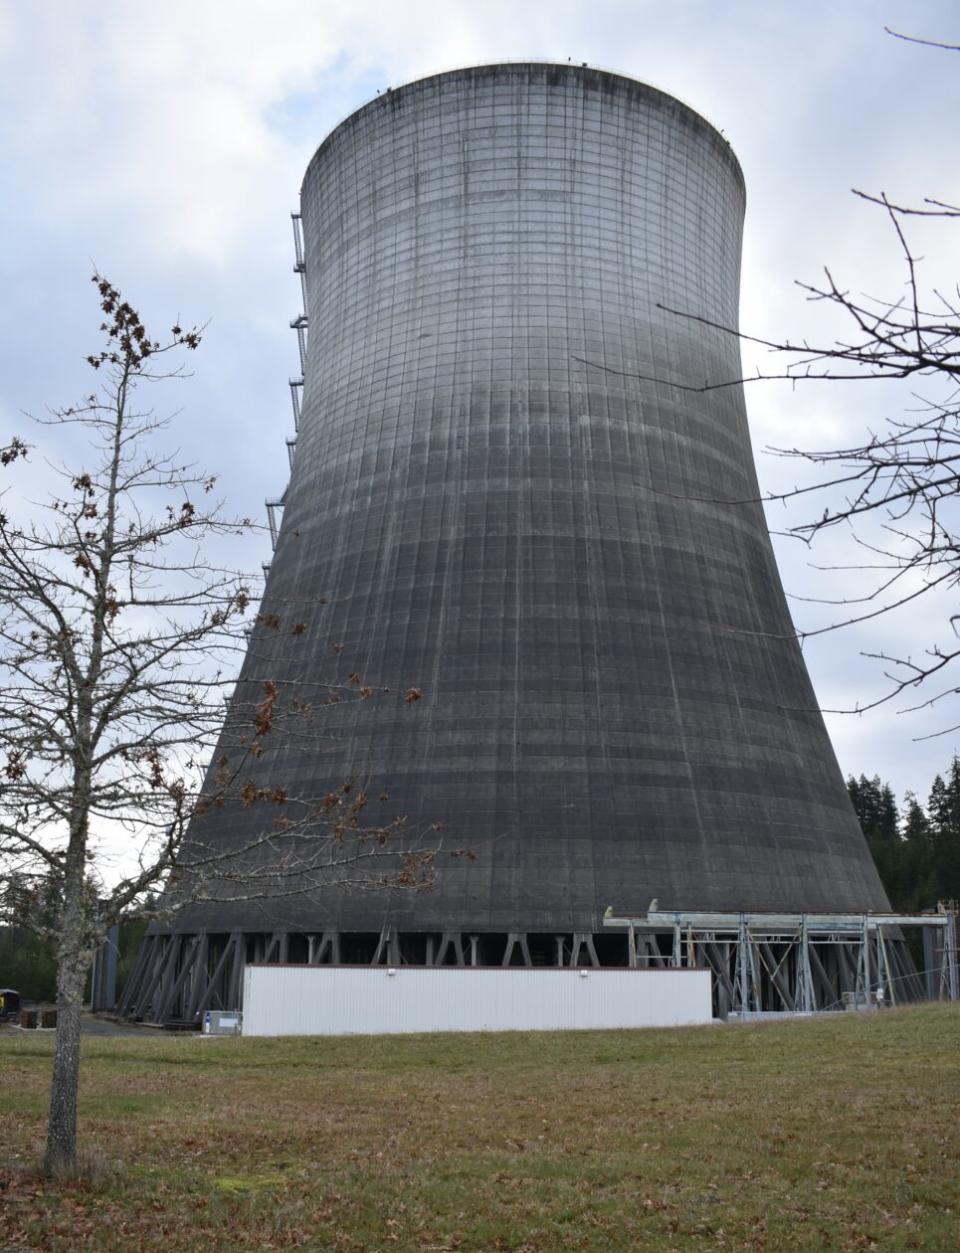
[1,1004,958,1251]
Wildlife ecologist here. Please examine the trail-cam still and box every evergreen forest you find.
[846,759,960,913]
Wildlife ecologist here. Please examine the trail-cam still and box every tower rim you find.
[301,61,745,197]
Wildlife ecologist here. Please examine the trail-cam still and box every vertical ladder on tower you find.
[263,211,308,560]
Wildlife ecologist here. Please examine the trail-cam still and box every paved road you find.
[1,1015,168,1038]
[80,1014,167,1037]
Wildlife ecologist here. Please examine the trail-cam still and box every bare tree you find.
[714,32,960,732]
[0,277,433,1176]
[744,189,960,727]
[641,185,960,717]
[577,37,960,733]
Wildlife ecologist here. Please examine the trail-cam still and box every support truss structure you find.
[119,927,643,1024]
[604,907,959,1018]
[115,907,957,1025]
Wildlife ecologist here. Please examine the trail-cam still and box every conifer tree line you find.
[847,760,960,913]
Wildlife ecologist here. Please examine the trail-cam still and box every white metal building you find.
[241,965,712,1037]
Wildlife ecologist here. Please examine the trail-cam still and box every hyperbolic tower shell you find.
[176,64,890,943]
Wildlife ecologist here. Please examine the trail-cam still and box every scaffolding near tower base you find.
[115,906,957,1026]
[604,907,959,1018]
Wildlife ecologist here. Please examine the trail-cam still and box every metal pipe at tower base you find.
[604,907,957,1017]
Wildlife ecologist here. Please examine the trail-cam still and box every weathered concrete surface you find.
[176,64,889,936]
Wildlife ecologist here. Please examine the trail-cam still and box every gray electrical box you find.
[203,1010,241,1035]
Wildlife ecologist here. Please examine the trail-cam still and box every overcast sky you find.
[2,0,959,809]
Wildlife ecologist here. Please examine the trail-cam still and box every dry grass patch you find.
[0,1004,957,1250]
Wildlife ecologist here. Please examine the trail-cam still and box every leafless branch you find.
[884,26,960,54]
[0,275,436,1174]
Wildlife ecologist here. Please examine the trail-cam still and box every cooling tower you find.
[122,64,891,1019]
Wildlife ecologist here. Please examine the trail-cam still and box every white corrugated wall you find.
[241,966,712,1036]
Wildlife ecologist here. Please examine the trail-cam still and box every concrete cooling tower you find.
[122,64,893,1022]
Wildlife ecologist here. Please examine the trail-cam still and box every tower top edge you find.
[301,61,744,192]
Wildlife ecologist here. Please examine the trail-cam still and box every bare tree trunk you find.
[44,851,89,1180]
[44,948,86,1177]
